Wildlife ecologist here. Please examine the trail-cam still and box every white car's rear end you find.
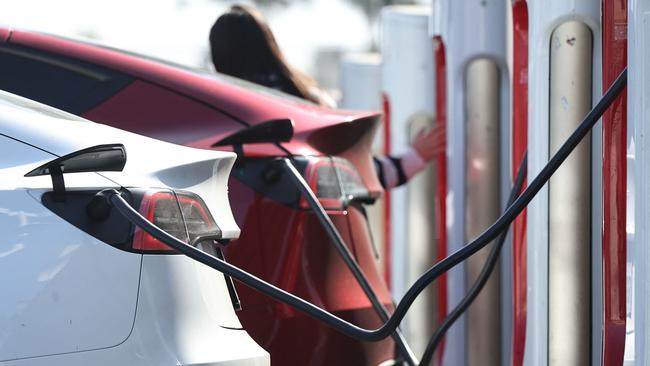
[0,92,269,365]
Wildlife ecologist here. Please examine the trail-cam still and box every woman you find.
[209,4,443,188]
[209,4,333,106]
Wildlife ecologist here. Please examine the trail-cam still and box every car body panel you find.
[82,79,244,146]
[226,180,395,365]
[0,93,268,364]
[0,96,240,240]
[0,135,141,361]
[115,253,269,366]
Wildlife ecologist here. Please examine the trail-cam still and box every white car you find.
[0,91,269,365]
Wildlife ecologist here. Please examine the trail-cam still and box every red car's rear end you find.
[0,29,398,365]
[227,154,395,365]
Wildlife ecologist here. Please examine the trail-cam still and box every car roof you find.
[1,28,377,129]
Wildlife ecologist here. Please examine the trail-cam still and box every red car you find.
[0,29,398,365]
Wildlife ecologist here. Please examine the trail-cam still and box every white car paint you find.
[0,91,269,365]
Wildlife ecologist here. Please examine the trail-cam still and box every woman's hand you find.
[411,123,447,162]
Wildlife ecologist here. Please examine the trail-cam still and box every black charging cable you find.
[231,123,417,361]
[227,112,418,363]
[281,159,418,365]
[418,67,626,364]
[419,153,527,366]
[101,67,625,344]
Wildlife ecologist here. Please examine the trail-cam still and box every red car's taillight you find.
[302,157,371,210]
[133,190,220,253]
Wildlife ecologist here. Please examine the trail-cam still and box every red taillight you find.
[302,157,371,210]
[176,192,221,244]
[132,190,220,253]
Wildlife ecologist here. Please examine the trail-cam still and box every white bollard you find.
[381,4,436,356]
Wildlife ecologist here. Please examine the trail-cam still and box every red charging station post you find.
[511,1,528,366]
[432,35,448,365]
[601,0,627,364]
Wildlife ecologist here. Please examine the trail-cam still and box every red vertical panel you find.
[382,93,392,290]
[433,35,449,365]
[601,0,627,364]
[511,2,528,366]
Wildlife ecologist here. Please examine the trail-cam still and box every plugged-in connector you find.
[85,189,115,222]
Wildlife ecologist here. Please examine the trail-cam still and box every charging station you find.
[431,27,449,366]
[341,2,629,365]
[431,1,510,365]
[525,1,603,365]
[510,2,529,365]
[380,4,436,355]
[601,0,628,364]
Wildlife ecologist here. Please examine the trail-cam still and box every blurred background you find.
[3,0,430,101]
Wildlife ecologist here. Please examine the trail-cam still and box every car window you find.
[73,39,317,106]
[82,79,245,146]
[0,44,133,115]
[0,41,245,146]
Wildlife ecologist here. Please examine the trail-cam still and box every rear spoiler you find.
[306,114,383,196]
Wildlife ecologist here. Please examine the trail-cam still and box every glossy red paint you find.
[381,92,392,289]
[433,35,448,365]
[0,29,395,365]
[226,178,395,365]
[601,0,627,364]
[84,80,244,145]
[511,2,528,366]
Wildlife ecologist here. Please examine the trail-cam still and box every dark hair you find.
[209,4,322,104]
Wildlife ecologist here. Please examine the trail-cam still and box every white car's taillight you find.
[177,192,221,244]
[133,190,221,253]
